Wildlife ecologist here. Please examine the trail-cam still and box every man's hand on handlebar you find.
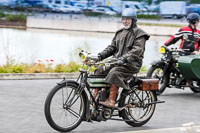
[193,51,199,55]
[160,44,166,47]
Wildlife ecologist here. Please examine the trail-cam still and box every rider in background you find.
[163,13,200,55]
[93,8,150,108]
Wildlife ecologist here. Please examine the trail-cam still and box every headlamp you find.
[79,50,89,62]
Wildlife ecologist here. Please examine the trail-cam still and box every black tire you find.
[172,14,178,19]
[190,81,200,93]
[44,82,86,132]
[147,66,169,95]
[119,90,156,127]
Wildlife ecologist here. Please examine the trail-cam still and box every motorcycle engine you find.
[94,106,112,121]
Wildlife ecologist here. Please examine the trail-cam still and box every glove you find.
[116,57,127,66]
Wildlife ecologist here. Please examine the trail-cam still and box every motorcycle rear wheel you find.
[147,66,169,95]
[119,90,156,127]
[44,82,86,132]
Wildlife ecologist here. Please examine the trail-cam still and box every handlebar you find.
[161,46,194,56]
[87,57,119,67]
[89,55,99,61]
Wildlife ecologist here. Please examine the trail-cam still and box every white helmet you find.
[122,8,137,19]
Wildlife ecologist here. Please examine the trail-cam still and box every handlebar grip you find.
[179,51,194,56]
[89,56,99,61]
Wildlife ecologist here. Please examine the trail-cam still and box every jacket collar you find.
[188,24,196,31]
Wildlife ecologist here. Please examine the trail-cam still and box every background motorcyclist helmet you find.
[122,8,137,23]
[187,13,200,25]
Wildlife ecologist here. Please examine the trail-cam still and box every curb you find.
[0,72,146,80]
[0,25,26,29]
[0,73,79,80]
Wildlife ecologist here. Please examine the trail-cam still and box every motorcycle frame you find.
[152,49,187,88]
[59,67,160,122]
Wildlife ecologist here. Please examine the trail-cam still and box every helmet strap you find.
[189,24,196,39]
[131,18,137,28]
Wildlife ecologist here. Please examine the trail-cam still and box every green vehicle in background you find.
[147,46,200,95]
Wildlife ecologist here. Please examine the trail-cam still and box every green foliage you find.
[83,11,104,16]
[11,64,24,73]
[54,62,97,73]
[54,64,64,73]
[0,11,5,18]
[115,14,161,20]
[12,6,26,12]
[90,66,96,72]
[138,22,186,27]
[0,60,99,73]
[0,64,25,73]
[0,66,8,73]
[137,14,161,19]
[190,0,200,3]
[162,0,187,1]
[54,62,81,73]
[140,66,148,72]
[0,61,147,73]
[6,14,26,23]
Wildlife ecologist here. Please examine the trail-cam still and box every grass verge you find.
[0,61,148,73]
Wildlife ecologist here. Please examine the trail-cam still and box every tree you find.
[190,0,200,3]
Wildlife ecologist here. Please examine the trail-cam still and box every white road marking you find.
[115,126,200,133]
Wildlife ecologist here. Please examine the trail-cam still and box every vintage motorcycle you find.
[44,50,164,132]
[147,46,200,95]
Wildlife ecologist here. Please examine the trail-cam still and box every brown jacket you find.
[99,26,150,72]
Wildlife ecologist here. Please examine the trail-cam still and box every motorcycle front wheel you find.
[190,81,200,93]
[147,66,169,95]
[44,82,86,132]
[119,90,156,127]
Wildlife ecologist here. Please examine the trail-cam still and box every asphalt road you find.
[0,79,200,133]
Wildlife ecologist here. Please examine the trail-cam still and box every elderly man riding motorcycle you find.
[92,8,150,108]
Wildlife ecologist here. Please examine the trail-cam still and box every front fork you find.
[161,63,181,86]
[160,63,170,84]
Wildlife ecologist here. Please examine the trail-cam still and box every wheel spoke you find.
[65,86,83,107]
[125,90,155,122]
[64,89,74,105]
[69,95,80,107]
[45,83,85,132]
[67,108,81,118]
